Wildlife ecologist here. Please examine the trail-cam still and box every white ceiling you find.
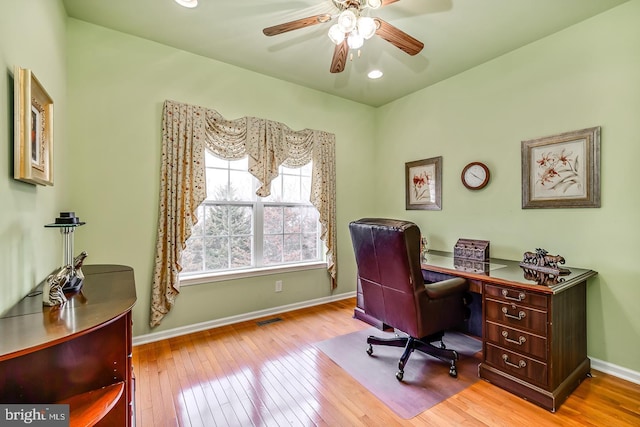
[62,0,629,107]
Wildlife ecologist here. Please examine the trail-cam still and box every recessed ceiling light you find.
[368,70,383,79]
[174,0,198,8]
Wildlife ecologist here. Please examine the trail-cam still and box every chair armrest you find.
[424,277,468,299]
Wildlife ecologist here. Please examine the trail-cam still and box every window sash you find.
[181,199,322,278]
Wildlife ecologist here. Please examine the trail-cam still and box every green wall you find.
[375,1,640,371]
[0,0,69,314]
[65,19,377,337]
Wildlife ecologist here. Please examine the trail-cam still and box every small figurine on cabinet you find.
[43,265,73,306]
[73,251,88,279]
[63,251,88,291]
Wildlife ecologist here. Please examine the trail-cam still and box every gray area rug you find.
[315,327,482,419]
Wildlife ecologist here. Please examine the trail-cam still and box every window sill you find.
[179,261,328,286]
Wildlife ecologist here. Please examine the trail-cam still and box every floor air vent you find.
[256,317,283,326]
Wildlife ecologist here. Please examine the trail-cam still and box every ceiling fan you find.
[263,0,424,73]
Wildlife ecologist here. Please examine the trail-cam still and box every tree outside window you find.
[180,152,321,275]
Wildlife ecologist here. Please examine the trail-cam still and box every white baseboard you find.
[133,291,357,346]
[133,292,640,387]
[590,357,640,385]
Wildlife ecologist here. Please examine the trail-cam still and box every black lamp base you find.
[63,275,84,292]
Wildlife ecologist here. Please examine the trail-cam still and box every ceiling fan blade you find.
[374,18,424,56]
[330,40,349,73]
[263,14,332,36]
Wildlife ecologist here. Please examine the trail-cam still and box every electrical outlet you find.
[275,280,283,292]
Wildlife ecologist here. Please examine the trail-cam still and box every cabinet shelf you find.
[58,382,124,427]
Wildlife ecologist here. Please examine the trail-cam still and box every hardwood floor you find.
[133,298,640,426]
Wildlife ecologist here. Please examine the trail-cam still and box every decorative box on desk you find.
[453,239,490,273]
[454,238,490,261]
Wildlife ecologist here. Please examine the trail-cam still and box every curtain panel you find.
[151,100,337,327]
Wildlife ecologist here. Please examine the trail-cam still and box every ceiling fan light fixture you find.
[366,0,382,10]
[174,0,198,8]
[357,16,376,39]
[328,24,346,45]
[347,31,364,49]
[337,10,357,33]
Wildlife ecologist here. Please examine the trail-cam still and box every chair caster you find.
[449,363,458,378]
[396,370,404,381]
[366,344,373,356]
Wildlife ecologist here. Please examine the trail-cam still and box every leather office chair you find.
[349,218,469,381]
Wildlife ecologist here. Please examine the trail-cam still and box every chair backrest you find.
[349,218,426,337]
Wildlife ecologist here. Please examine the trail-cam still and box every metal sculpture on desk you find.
[520,248,570,277]
[43,265,72,306]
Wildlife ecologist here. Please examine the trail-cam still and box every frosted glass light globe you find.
[328,24,346,45]
[367,0,382,9]
[337,10,357,33]
[347,31,364,49]
[357,16,376,39]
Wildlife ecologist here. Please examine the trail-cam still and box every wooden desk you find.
[421,251,597,412]
[0,265,137,426]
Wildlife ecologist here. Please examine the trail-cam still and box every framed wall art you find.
[14,66,54,186]
[521,126,600,209]
[405,156,442,210]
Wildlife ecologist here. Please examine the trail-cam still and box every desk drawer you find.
[485,343,548,387]
[485,321,547,361]
[485,299,547,335]
[485,284,548,310]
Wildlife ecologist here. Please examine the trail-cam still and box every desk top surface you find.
[422,250,597,294]
[0,265,136,361]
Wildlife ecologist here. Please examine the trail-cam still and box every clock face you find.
[462,162,490,190]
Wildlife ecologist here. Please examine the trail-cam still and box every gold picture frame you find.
[14,66,54,185]
[405,156,442,210]
[521,126,600,209]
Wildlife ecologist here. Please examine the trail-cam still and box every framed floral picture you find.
[521,126,600,209]
[405,156,442,210]
[14,66,54,186]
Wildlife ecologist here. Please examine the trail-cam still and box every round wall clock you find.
[461,162,490,190]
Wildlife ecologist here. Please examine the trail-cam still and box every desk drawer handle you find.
[502,289,526,302]
[502,330,526,345]
[502,307,526,320]
[502,354,527,369]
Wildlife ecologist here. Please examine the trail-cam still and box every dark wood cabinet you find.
[0,265,137,426]
[479,278,591,411]
[417,251,596,412]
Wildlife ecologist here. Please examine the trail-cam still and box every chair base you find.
[366,332,459,381]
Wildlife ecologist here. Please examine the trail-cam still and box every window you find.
[180,150,323,278]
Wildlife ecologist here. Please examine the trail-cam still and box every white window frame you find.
[179,158,326,286]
